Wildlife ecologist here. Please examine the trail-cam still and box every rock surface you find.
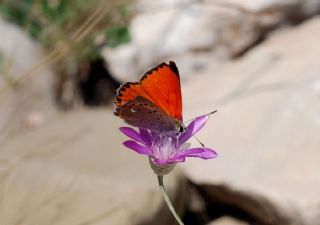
[0,19,56,143]
[102,0,262,82]
[208,216,249,225]
[0,109,186,225]
[102,0,320,83]
[227,0,320,25]
[181,17,320,225]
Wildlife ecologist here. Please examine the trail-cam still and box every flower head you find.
[119,114,217,174]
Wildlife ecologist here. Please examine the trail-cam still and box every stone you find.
[102,0,262,82]
[208,216,249,225]
[0,19,56,143]
[103,0,320,84]
[225,0,320,28]
[181,17,320,225]
[0,109,187,225]
[226,0,320,17]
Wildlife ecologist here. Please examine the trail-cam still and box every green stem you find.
[157,175,184,225]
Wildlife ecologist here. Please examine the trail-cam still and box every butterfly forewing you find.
[115,62,182,122]
[139,62,182,121]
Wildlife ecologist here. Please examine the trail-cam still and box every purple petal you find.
[181,147,218,159]
[123,140,152,156]
[139,128,152,146]
[176,148,205,157]
[119,127,144,144]
[179,115,209,144]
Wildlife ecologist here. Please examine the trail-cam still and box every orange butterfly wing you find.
[115,61,183,122]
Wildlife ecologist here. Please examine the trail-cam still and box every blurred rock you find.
[226,0,320,27]
[0,109,187,225]
[0,19,56,143]
[208,216,248,225]
[182,17,320,225]
[102,0,262,82]
[102,0,320,83]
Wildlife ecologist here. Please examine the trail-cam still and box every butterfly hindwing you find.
[115,96,179,133]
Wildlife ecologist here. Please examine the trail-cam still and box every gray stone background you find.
[1,0,320,224]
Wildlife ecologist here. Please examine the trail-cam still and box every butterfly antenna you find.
[188,110,218,147]
[194,135,205,147]
[207,110,218,116]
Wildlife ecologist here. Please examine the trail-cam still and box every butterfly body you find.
[114,61,183,135]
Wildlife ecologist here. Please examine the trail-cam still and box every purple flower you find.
[119,114,217,167]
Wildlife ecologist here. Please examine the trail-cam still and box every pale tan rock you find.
[182,17,320,225]
[0,109,187,225]
[226,0,320,21]
[0,19,56,143]
[103,0,320,85]
[103,0,261,83]
[208,216,248,225]
[213,0,320,30]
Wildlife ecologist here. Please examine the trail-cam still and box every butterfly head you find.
[177,122,186,133]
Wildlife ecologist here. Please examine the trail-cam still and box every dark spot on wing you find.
[122,83,131,88]
[169,61,180,78]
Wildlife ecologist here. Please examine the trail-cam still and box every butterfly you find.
[114,61,184,135]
